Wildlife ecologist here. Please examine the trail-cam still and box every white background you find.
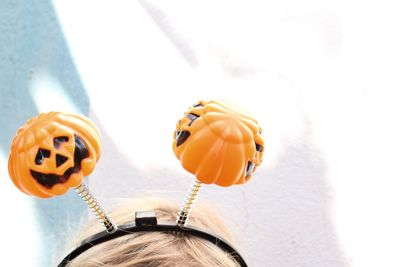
[1,0,400,266]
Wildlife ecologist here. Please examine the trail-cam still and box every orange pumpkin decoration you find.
[173,100,264,187]
[8,112,101,198]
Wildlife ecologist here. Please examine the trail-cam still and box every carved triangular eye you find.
[193,103,203,107]
[187,113,199,126]
[176,131,191,146]
[54,136,69,149]
[255,143,263,152]
[35,149,51,165]
[56,154,68,167]
[245,161,255,177]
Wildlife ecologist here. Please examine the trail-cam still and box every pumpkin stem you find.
[176,179,202,227]
[75,183,117,233]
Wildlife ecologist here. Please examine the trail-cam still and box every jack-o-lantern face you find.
[173,100,264,187]
[8,112,101,198]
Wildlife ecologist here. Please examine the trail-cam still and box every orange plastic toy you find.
[8,112,101,198]
[174,100,265,226]
[173,100,264,187]
[8,112,116,233]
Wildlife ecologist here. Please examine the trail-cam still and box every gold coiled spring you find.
[75,183,117,233]
[176,180,202,227]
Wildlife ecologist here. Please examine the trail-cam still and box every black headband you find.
[59,211,248,267]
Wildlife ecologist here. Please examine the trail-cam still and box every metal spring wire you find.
[75,183,117,233]
[176,180,202,227]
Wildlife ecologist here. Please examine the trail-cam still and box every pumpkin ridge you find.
[194,136,224,184]
[178,126,208,174]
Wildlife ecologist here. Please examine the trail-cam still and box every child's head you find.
[65,199,241,267]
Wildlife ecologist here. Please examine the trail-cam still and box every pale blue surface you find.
[2,0,400,266]
[0,1,89,266]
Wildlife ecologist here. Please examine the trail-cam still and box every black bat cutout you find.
[30,134,89,189]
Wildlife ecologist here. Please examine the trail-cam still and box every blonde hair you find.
[65,199,241,267]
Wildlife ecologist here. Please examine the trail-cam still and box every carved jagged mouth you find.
[30,134,89,189]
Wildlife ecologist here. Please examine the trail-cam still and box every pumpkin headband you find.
[7,100,264,267]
